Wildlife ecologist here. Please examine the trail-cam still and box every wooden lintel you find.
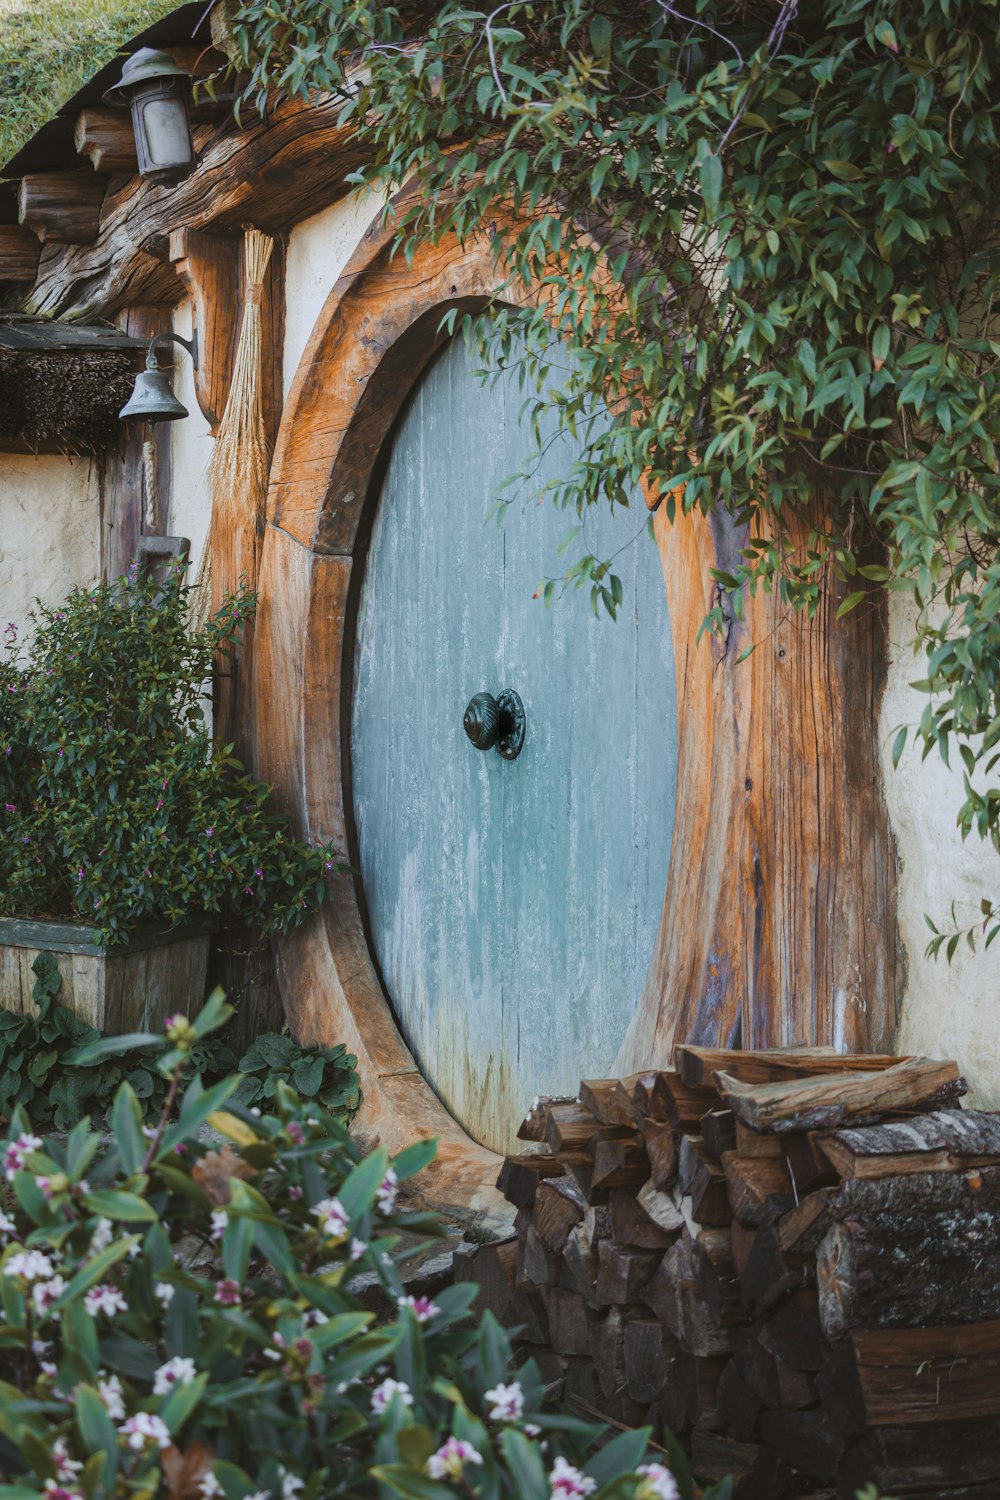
[24,95,367,319]
[18,171,106,245]
[74,110,138,174]
[0,225,41,282]
[169,226,241,433]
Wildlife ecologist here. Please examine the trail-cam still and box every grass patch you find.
[0,0,178,169]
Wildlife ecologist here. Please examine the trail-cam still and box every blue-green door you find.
[351,335,677,1153]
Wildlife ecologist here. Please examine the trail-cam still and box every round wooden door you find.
[351,335,677,1153]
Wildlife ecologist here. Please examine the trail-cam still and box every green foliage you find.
[232,0,1000,943]
[0,563,338,945]
[235,1031,362,1116]
[0,960,361,1137]
[0,0,178,168]
[0,996,707,1500]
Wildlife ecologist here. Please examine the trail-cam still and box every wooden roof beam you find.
[74,111,138,174]
[0,226,41,282]
[23,95,369,320]
[18,171,106,245]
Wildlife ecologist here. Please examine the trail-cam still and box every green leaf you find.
[698,152,722,216]
[55,1235,137,1310]
[891,725,908,769]
[111,1082,146,1175]
[835,590,865,619]
[391,1138,437,1181]
[162,1371,208,1434]
[369,1468,456,1500]
[81,1189,157,1222]
[75,1383,119,1487]
[585,1428,651,1488]
[64,1032,161,1066]
[500,1430,547,1500]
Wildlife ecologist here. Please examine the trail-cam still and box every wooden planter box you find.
[0,917,215,1033]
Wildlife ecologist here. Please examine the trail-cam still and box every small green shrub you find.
[234,1031,361,1117]
[0,995,728,1500]
[0,564,338,945]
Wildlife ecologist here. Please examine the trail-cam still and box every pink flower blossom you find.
[4,1132,43,1181]
[84,1284,127,1317]
[32,1276,66,1317]
[311,1196,349,1240]
[97,1374,125,1420]
[485,1380,524,1421]
[370,1377,413,1415]
[210,1209,229,1240]
[375,1167,398,1214]
[214,1278,242,1305]
[549,1458,597,1500]
[636,1464,680,1500]
[4,1249,53,1281]
[426,1438,483,1480]
[398,1294,440,1324]
[153,1356,197,1395]
[118,1412,171,1451]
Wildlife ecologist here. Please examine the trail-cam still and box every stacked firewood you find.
[456,1047,1000,1499]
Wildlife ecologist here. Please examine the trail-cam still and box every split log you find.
[635,1179,685,1237]
[756,1410,843,1484]
[452,1235,518,1322]
[644,1234,731,1357]
[716,1360,762,1442]
[729,1218,757,1275]
[716,1057,965,1134]
[722,1152,796,1228]
[591,1136,649,1192]
[735,1119,785,1159]
[730,1324,781,1410]
[848,1319,1000,1424]
[781,1130,838,1196]
[18,172,106,245]
[775,1365,816,1413]
[817,1107,1000,1180]
[658,1345,697,1434]
[693,1353,727,1431]
[609,1187,678,1250]
[74,110,139,173]
[559,1224,600,1306]
[496,1152,565,1208]
[692,1226,742,1327]
[640,1118,679,1189]
[690,1431,794,1499]
[701,1108,737,1159]
[589,1304,636,1403]
[579,1077,640,1127]
[837,1417,1000,1495]
[739,1225,810,1318]
[758,1289,827,1370]
[623,1318,670,1402]
[544,1287,591,1357]
[816,1201,1000,1336]
[679,1137,731,1226]
[533,1177,586,1254]
[0,225,40,282]
[543,1102,605,1161]
[517,1095,571,1142]
[519,1225,558,1289]
[676,1044,901,1088]
[634,1070,717,1128]
[594,1240,661,1304]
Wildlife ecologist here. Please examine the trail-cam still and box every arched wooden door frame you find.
[252,200,898,1220]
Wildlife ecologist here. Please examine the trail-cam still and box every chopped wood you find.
[722,1152,797,1228]
[756,1409,843,1484]
[589,1304,634,1402]
[517,1095,569,1142]
[74,109,139,173]
[739,1225,810,1318]
[496,1152,565,1208]
[640,1117,679,1189]
[716,1360,762,1442]
[594,1240,661,1304]
[817,1107,1000,1179]
[781,1130,838,1196]
[701,1108,737,1159]
[452,1235,518,1322]
[716,1057,965,1135]
[642,1070,719,1128]
[544,1286,591,1357]
[679,1135,731,1226]
[692,1226,742,1327]
[759,1289,827,1371]
[623,1318,669,1402]
[519,1225,558,1289]
[579,1076,641,1126]
[735,1118,785,1158]
[676,1043,901,1088]
[729,1217,757,1275]
[559,1224,599,1306]
[609,1187,677,1250]
[18,172,106,246]
[591,1136,649,1191]
[0,226,41,283]
[837,1416,1000,1495]
[635,1178,685,1236]
[543,1101,604,1160]
[533,1177,586,1254]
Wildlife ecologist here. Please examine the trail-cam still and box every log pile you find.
[456,1048,1000,1499]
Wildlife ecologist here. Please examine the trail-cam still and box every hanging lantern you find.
[104,47,195,186]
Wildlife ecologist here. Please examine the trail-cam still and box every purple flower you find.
[214,1278,242,1305]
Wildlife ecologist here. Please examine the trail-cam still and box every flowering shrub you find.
[0,996,731,1500]
[0,564,337,945]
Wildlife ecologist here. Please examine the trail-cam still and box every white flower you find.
[310,1196,349,1240]
[636,1465,680,1500]
[4,1249,53,1281]
[43,1482,84,1500]
[4,1133,42,1181]
[118,1412,171,1450]
[349,1237,367,1261]
[154,1281,175,1306]
[0,1208,16,1236]
[278,1471,304,1500]
[375,1168,398,1214]
[426,1438,483,1479]
[304,1308,328,1328]
[89,1217,114,1254]
[549,1458,597,1500]
[485,1380,524,1421]
[210,1209,229,1240]
[397,1294,440,1324]
[153,1355,197,1395]
[97,1373,126,1421]
[198,1474,224,1498]
[52,1439,83,1479]
[85,1283,127,1317]
[370,1377,413,1415]
[243,1493,271,1500]
[32,1275,66,1318]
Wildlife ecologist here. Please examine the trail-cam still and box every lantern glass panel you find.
[136,95,192,171]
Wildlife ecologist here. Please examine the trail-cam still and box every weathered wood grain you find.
[74,110,138,174]
[19,172,106,245]
[717,1056,964,1133]
[0,226,40,282]
[817,1108,1000,1179]
[675,1044,898,1087]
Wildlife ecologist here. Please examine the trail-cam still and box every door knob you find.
[463,689,525,761]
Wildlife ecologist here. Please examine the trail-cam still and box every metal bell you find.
[119,359,188,423]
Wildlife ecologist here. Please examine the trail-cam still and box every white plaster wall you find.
[0,453,100,641]
[283,191,386,398]
[881,590,1000,1105]
[167,297,215,577]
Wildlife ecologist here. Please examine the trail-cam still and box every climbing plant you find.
[232,0,1000,947]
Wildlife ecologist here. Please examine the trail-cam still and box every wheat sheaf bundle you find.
[191,225,274,628]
